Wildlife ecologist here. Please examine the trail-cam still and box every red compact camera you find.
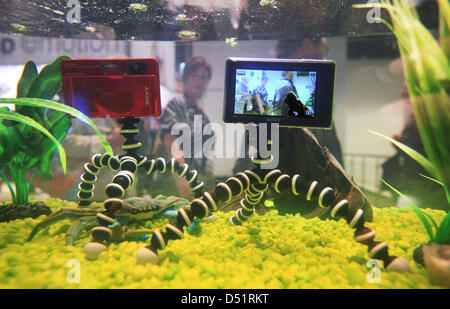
[61,58,161,118]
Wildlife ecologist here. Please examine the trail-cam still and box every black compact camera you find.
[223,57,336,128]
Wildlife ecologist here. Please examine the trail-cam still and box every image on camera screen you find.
[234,69,316,118]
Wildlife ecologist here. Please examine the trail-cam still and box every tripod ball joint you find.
[120,156,138,173]
[83,163,99,175]
[155,158,166,173]
[108,156,121,171]
[91,153,103,169]
[191,199,209,218]
[77,190,94,201]
[226,177,244,196]
[167,158,180,174]
[100,153,112,167]
[112,172,133,191]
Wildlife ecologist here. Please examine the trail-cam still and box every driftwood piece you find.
[423,243,450,288]
[220,127,373,221]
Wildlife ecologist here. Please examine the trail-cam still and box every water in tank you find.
[0,0,448,290]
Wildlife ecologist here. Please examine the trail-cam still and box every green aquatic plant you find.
[356,0,450,207]
[354,0,450,243]
[0,55,113,206]
[383,180,450,245]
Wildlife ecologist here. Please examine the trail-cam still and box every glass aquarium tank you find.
[0,0,448,291]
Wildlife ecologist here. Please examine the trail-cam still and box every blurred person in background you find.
[136,56,175,196]
[236,74,250,112]
[272,71,298,116]
[251,72,269,114]
[156,56,215,199]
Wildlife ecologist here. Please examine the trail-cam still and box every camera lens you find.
[128,61,147,75]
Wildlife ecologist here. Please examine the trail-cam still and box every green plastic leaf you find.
[0,98,113,156]
[17,61,38,98]
[23,157,39,172]
[420,210,439,233]
[419,173,445,187]
[36,112,72,180]
[0,123,15,169]
[47,110,67,127]
[370,130,437,179]
[381,179,436,241]
[0,170,16,204]
[438,0,450,61]
[0,107,21,168]
[25,55,70,100]
[357,1,450,205]
[435,211,450,244]
[21,111,69,168]
[14,118,47,155]
[0,110,66,175]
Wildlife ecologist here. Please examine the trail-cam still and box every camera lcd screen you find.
[224,58,336,128]
[234,69,317,117]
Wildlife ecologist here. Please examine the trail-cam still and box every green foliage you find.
[0,56,112,205]
[356,1,450,243]
[383,180,433,240]
[357,0,450,207]
[435,211,450,244]
[383,179,450,244]
[16,61,37,98]
[0,109,66,174]
[369,130,437,179]
[419,174,444,187]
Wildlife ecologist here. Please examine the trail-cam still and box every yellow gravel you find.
[0,198,445,289]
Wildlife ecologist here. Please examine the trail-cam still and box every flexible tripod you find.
[76,117,206,257]
[76,118,410,272]
[130,123,410,272]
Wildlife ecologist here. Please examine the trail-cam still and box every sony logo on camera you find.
[144,87,150,105]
